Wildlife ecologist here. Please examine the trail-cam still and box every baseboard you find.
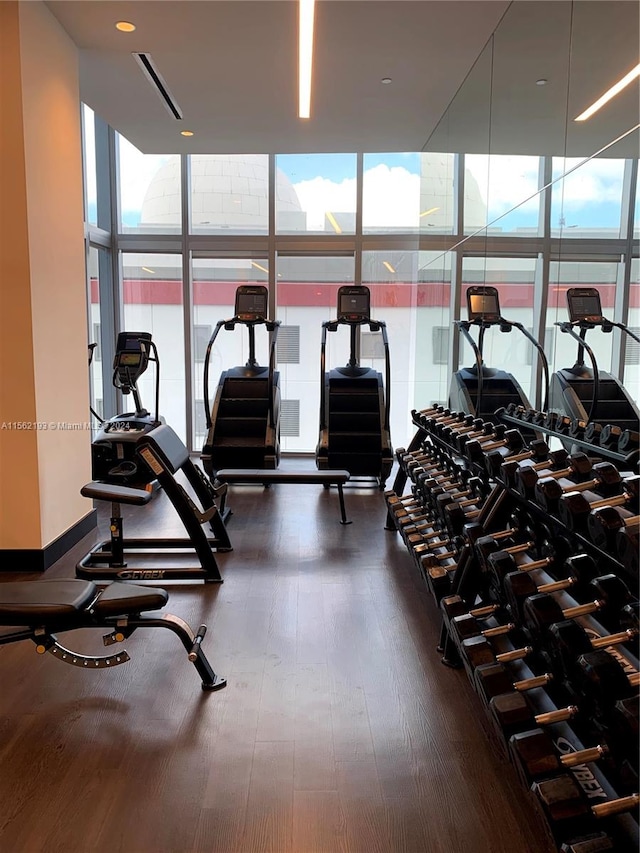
[0,510,97,572]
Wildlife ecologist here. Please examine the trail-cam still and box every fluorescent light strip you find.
[251,262,269,274]
[141,267,155,274]
[382,261,396,274]
[575,63,640,122]
[419,206,440,218]
[325,211,342,234]
[298,0,315,119]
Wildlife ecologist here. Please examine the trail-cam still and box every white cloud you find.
[118,137,174,220]
[293,164,420,230]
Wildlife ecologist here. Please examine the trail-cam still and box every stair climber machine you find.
[549,287,640,449]
[449,285,550,439]
[91,331,164,488]
[201,285,281,478]
[316,285,393,489]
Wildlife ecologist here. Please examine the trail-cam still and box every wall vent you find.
[133,53,183,120]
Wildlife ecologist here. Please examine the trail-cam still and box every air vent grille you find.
[133,53,183,120]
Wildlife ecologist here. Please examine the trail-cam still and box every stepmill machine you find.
[201,285,281,477]
[549,286,640,437]
[449,285,550,425]
[316,285,393,488]
[91,331,163,487]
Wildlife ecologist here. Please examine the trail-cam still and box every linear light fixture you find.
[382,261,396,274]
[251,261,269,274]
[419,206,440,218]
[141,266,155,274]
[133,53,183,120]
[325,211,342,234]
[574,63,640,121]
[298,0,315,119]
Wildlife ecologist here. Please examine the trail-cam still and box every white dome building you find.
[140,154,303,230]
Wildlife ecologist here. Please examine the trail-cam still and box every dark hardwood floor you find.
[0,463,555,853]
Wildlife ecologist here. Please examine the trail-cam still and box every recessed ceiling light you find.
[181,130,194,137]
[115,21,136,33]
[536,79,548,86]
[381,77,392,85]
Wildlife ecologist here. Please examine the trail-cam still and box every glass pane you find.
[363,153,455,234]
[118,134,181,233]
[192,257,270,449]
[190,154,269,234]
[275,154,357,234]
[121,253,186,441]
[464,155,541,235]
[624,258,639,407]
[635,174,640,239]
[546,261,619,380]
[551,157,625,238]
[459,257,538,404]
[87,246,102,430]
[82,104,97,226]
[362,250,450,449]
[275,255,355,451]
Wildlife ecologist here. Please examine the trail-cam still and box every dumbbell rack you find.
[385,404,639,853]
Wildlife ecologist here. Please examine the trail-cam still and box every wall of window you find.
[82,120,639,452]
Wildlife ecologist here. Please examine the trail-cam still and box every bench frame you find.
[215,468,352,524]
[0,580,226,691]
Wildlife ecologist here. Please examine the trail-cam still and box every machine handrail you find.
[203,319,229,430]
[266,320,280,430]
[557,321,600,423]
[505,321,550,413]
[455,320,486,415]
[319,322,330,431]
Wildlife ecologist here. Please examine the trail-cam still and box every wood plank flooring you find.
[0,464,555,853]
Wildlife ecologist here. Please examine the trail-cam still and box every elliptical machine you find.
[449,285,549,425]
[316,285,393,488]
[91,332,164,487]
[549,287,640,441]
[201,285,281,477]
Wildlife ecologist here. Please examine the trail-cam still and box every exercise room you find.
[0,1,638,851]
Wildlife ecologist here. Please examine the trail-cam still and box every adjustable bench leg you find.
[337,484,351,525]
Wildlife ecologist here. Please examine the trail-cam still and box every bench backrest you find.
[136,424,189,475]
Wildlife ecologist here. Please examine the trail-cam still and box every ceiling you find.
[45,0,639,157]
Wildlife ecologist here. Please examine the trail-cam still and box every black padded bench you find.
[215,468,352,524]
[0,578,225,691]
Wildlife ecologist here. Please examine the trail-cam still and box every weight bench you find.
[215,468,352,524]
[0,579,225,691]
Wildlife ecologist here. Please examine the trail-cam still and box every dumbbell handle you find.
[549,475,615,495]
[535,706,579,725]
[500,540,535,556]
[533,465,582,481]
[578,490,635,511]
[515,557,554,572]
[591,794,640,819]
[591,628,638,649]
[560,744,608,768]
[496,646,533,663]
[537,577,576,594]
[559,599,604,619]
[513,673,553,691]
[482,622,516,638]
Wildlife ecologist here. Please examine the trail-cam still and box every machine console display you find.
[114,332,152,387]
[235,285,268,322]
[466,286,501,323]
[566,288,604,325]
[337,286,371,323]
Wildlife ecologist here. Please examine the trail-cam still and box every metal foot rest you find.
[215,468,352,524]
[0,579,225,691]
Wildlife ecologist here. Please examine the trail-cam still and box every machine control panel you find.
[337,286,371,323]
[566,287,604,325]
[235,285,269,323]
[466,286,501,324]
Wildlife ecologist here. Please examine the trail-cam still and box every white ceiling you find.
[45,0,639,157]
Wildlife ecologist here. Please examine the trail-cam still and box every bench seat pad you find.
[92,582,168,616]
[0,579,98,623]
